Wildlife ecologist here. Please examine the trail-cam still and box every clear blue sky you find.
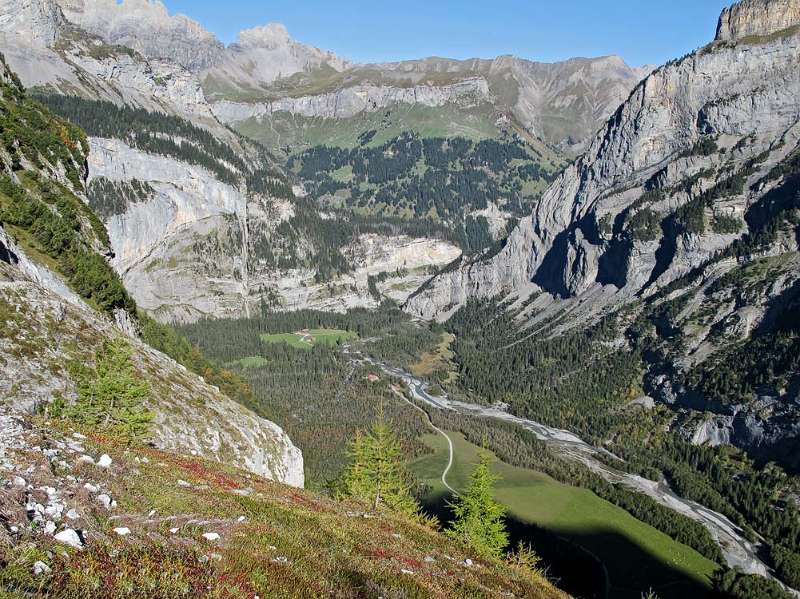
[162,0,733,67]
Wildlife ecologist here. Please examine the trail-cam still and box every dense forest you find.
[289,133,556,254]
[177,306,442,487]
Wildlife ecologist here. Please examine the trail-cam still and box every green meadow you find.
[411,432,718,599]
[259,329,358,350]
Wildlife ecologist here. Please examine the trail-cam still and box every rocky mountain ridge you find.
[717,0,800,40]
[405,0,800,466]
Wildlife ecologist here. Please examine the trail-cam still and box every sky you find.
[162,0,733,67]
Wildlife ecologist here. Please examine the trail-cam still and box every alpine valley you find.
[0,1,799,598]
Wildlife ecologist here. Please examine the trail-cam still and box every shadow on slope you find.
[420,492,716,599]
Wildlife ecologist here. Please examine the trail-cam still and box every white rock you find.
[113,527,131,536]
[401,569,414,575]
[202,532,220,542]
[11,476,26,489]
[66,509,80,520]
[97,454,113,468]
[464,558,474,567]
[237,516,246,523]
[177,480,191,488]
[32,561,51,576]
[72,433,87,440]
[83,483,99,494]
[96,494,113,510]
[54,529,83,549]
[169,527,179,534]
[43,521,56,535]
[78,455,95,465]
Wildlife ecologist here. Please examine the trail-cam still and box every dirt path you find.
[391,385,457,495]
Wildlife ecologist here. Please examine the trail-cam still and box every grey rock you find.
[53,528,83,549]
[716,0,800,41]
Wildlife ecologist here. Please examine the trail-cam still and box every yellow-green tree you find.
[341,418,419,517]
[446,451,509,559]
[66,339,153,442]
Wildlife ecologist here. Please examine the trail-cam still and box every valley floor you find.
[411,432,718,599]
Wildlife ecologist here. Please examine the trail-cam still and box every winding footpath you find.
[352,352,792,588]
[390,385,457,495]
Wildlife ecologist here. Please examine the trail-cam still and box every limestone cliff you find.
[716,0,800,41]
[0,55,304,487]
[407,3,800,321]
[404,0,800,463]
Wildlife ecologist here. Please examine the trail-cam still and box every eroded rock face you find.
[212,79,491,122]
[406,26,800,320]
[0,0,64,47]
[716,0,800,41]
[0,255,305,487]
[57,0,224,70]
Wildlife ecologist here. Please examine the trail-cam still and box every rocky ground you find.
[0,413,563,598]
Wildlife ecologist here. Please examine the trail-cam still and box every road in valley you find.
[350,351,785,585]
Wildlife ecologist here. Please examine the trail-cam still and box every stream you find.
[352,352,784,584]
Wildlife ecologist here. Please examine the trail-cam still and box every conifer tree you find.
[341,417,419,517]
[446,451,509,559]
[66,339,153,442]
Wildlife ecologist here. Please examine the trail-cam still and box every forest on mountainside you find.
[290,132,556,254]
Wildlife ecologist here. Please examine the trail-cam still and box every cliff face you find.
[0,55,304,487]
[57,0,224,70]
[0,0,64,46]
[405,0,800,463]
[407,13,800,320]
[716,0,800,40]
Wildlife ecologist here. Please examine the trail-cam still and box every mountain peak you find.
[716,0,800,41]
[57,0,223,70]
[236,22,291,49]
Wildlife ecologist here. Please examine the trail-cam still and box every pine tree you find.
[341,417,419,517]
[66,339,154,442]
[446,451,509,559]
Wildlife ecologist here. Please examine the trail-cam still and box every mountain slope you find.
[405,0,800,469]
[0,52,303,486]
[0,416,563,598]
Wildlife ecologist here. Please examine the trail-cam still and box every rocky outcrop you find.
[406,15,800,320]
[0,245,304,487]
[57,0,224,70]
[0,0,64,47]
[716,0,800,41]
[212,78,491,122]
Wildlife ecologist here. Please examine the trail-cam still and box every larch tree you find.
[446,451,509,559]
[341,417,419,517]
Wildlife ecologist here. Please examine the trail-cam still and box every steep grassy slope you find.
[0,417,564,598]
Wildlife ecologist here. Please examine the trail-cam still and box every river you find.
[353,352,785,585]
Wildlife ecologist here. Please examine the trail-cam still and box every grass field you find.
[259,329,358,350]
[409,332,458,385]
[411,432,718,599]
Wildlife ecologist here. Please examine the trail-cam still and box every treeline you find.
[0,174,133,316]
[33,94,294,200]
[0,57,87,188]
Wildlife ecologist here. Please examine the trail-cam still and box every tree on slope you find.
[341,417,419,517]
[447,451,509,559]
[65,338,153,442]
